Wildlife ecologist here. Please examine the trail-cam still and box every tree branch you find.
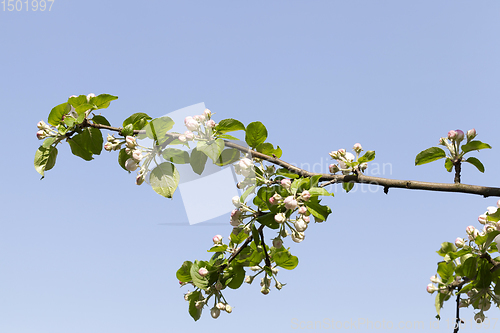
[82,121,500,198]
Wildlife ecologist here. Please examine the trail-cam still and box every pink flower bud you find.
[359,163,368,172]
[178,135,187,142]
[213,235,223,244]
[198,267,208,277]
[301,190,311,201]
[194,115,204,122]
[353,143,362,153]
[132,150,143,162]
[430,275,441,284]
[232,196,241,207]
[104,142,113,151]
[426,284,438,294]
[344,152,355,162]
[37,121,47,129]
[125,158,138,171]
[272,238,283,248]
[216,302,226,310]
[337,149,346,156]
[230,209,242,226]
[447,130,457,140]
[125,136,136,149]
[205,119,216,128]
[36,130,46,140]
[303,216,310,223]
[136,174,144,186]
[467,128,476,141]
[284,196,298,210]
[239,158,253,170]
[274,213,286,224]
[455,237,465,248]
[268,197,276,205]
[487,206,497,215]
[438,137,447,146]
[478,214,487,224]
[281,178,291,189]
[184,131,194,141]
[184,116,199,131]
[204,108,212,118]
[329,164,339,173]
[455,129,464,142]
[298,206,307,214]
[329,151,338,159]
[466,225,476,235]
[294,219,308,232]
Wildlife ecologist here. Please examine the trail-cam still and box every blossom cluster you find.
[329,143,367,174]
[182,109,216,142]
[438,128,476,159]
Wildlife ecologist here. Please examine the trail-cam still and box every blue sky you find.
[1,1,500,332]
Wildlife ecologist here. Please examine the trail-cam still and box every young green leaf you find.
[343,181,354,193]
[48,102,71,126]
[162,148,190,164]
[215,148,240,166]
[92,115,111,126]
[415,147,446,166]
[176,261,193,282]
[197,139,224,162]
[358,150,375,163]
[34,145,58,177]
[274,251,299,270]
[123,112,152,130]
[118,148,131,172]
[444,158,453,172]
[245,121,267,148]
[190,148,208,175]
[149,162,180,198]
[215,118,245,133]
[92,94,118,109]
[256,142,282,158]
[464,157,485,173]
[461,140,492,154]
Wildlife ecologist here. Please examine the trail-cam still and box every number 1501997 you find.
[1,0,54,11]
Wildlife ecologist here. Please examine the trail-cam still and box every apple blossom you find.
[467,128,476,141]
[132,150,143,162]
[36,130,46,140]
[298,206,307,214]
[268,196,277,205]
[284,196,298,210]
[426,284,438,294]
[300,190,311,201]
[178,135,187,143]
[329,151,338,159]
[260,277,271,288]
[455,129,464,142]
[430,275,441,284]
[225,305,232,313]
[125,158,138,171]
[294,219,308,232]
[193,115,204,122]
[271,267,279,275]
[204,108,212,118]
[104,142,113,151]
[261,287,270,295]
[302,216,310,223]
[353,143,362,153]
[216,302,226,310]
[359,163,368,172]
[275,281,283,290]
[205,119,216,128]
[455,237,465,248]
[466,225,476,235]
[184,131,194,141]
[447,130,457,140]
[337,149,346,156]
[37,120,48,130]
[136,174,144,186]
[244,275,254,284]
[232,196,241,207]
[281,178,291,189]
[274,213,286,224]
[478,214,487,224]
[125,136,136,149]
[291,231,305,243]
[239,158,253,170]
[184,116,199,131]
[213,234,223,244]
[329,164,339,173]
[198,267,208,277]
[344,152,355,162]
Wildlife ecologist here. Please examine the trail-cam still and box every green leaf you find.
[146,117,175,144]
[67,95,87,107]
[251,224,261,246]
[460,256,478,280]
[461,140,492,154]
[123,112,152,130]
[245,121,267,148]
[415,147,446,166]
[217,134,240,140]
[48,102,70,126]
[436,242,457,257]
[240,185,256,202]
[149,162,180,198]
[358,150,375,163]
[216,118,245,133]
[162,148,190,164]
[308,187,333,197]
[309,175,322,188]
[215,148,241,166]
[190,147,208,175]
[75,103,93,115]
[291,178,310,195]
[197,139,225,163]
[207,244,228,253]
[465,157,485,173]
[118,148,130,172]
[190,261,209,290]
[92,94,118,109]
[176,261,193,282]
[256,142,282,158]
[63,117,76,128]
[224,265,246,289]
[445,158,453,172]
[68,128,103,161]
[256,212,280,229]
[230,229,248,245]
[276,168,300,179]
[305,200,331,222]
[92,115,111,126]
[34,145,58,177]
[437,261,455,284]
[487,209,500,223]
[343,182,354,193]
[274,251,299,270]
[187,290,202,321]
[476,259,493,289]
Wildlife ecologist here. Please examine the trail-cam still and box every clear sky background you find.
[1,1,500,332]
